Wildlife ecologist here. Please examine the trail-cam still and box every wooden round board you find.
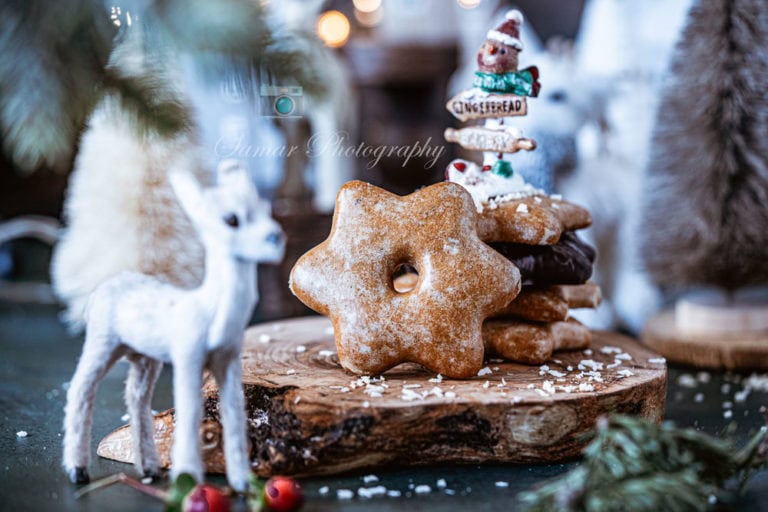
[643,309,768,369]
[98,316,667,477]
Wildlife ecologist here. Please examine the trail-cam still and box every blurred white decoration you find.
[562,0,694,332]
[52,24,210,332]
[0,216,60,303]
[380,0,457,43]
[273,0,357,212]
[183,66,286,197]
[493,39,591,192]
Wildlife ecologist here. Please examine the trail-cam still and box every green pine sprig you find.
[0,0,328,174]
[518,414,768,512]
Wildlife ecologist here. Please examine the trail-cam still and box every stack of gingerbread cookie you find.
[479,193,601,365]
[443,10,601,365]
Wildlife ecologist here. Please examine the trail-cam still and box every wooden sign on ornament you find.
[98,317,667,477]
[446,90,527,122]
[444,127,536,153]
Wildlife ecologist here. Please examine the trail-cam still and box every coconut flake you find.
[477,367,493,377]
[358,486,387,498]
[337,489,354,500]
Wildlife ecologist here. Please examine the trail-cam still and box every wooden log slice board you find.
[642,309,768,369]
[98,316,667,477]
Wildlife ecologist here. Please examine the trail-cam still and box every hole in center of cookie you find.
[392,262,419,293]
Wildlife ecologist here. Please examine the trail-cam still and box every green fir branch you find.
[0,0,328,173]
[101,68,192,138]
[518,414,768,512]
[0,0,115,172]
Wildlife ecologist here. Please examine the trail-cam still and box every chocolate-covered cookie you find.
[490,231,596,287]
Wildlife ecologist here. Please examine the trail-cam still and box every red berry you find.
[263,476,303,512]
[453,161,467,172]
[201,485,230,512]
[482,165,492,172]
[182,485,230,512]
[182,486,209,512]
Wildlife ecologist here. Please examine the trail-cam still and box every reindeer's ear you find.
[169,171,205,221]
[216,159,247,183]
[216,159,260,201]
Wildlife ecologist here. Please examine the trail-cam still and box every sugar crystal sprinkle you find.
[358,486,387,498]
[337,489,354,500]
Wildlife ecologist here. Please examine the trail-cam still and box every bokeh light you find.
[355,6,383,27]
[457,0,482,9]
[353,0,382,13]
[316,10,351,48]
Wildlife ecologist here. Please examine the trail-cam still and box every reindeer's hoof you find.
[70,467,90,484]
[143,468,162,481]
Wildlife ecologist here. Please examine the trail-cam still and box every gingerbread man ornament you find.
[290,181,520,378]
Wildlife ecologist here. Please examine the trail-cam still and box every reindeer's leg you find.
[62,329,122,484]
[125,356,163,478]
[210,350,249,492]
[170,351,205,483]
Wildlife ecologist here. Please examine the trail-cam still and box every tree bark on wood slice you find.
[98,316,667,477]
[642,309,768,369]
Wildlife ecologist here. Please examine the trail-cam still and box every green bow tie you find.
[473,70,536,96]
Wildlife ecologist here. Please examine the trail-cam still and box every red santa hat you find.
[486,9,524,51]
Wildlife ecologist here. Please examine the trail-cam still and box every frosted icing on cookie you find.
[445,159,541,212]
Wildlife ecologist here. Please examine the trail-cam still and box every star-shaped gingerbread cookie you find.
[289,181,521,378]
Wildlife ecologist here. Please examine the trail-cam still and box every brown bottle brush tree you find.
[641,0,768,291]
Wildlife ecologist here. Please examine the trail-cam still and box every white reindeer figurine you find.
[62,161,284,491]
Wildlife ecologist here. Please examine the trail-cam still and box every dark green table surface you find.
[1,303,767,511]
